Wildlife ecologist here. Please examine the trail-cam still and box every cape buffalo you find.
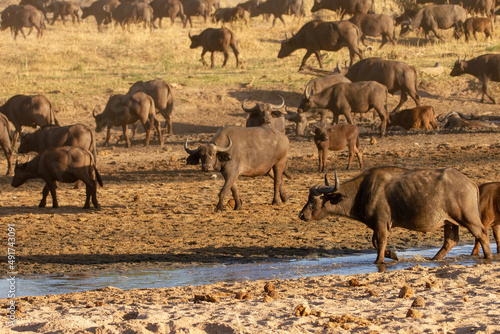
[313,123,362,171]
[183,0,210,27]
[112,1,155,30]
[127,78,175,135]
[297,81,389,136]
[81,0,120,32]
[150,0,185,27]
[0,5,45,39]
[18,124,97,162]
[250,0,304,27]
[472,182,500,255]
[45,0,81,25]
[337,58,420,113]
[389,106,438,131]
[311,0,374,20]
[277,20,363,70]
[93,92,162,148]
[399,5,467,40]
[0,94,58,146]
[437,112,498,128]
[213,6,246,25]
[189,28,241,68]
[242,95,286,133]
[416,0,494,17]
[348,13,397,49]
[463,17,494,42]
[299,167,493,264]
[450,54,500,104]
[184,125,289,212]
[0,114,13,175]
[12,146,103,209]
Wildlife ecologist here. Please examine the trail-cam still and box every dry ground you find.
[0,0,499,279]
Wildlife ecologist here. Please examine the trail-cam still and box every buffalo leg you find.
[122,125,131,148]
[492,224,500,253]
[271,165,283,205]
[230,43,240,67]
[372,226,389,264]
[299,51,314,70]
[373,105,388,137]
[230,184,242,210]
[216,173,238,212]
[104,126,112,147]
[153,116,162,145]
[480,78,496,104]
[347,45,363,66]
[84,183,92,209]
[142,121,151,147]
[1,145,12,175]
[211,52,216,68]
[39,184,50,208]
[221,50,229,68]
[433,223,459,260]
[200,49,208,67]
[462,219,492,259]
[393,92,409,113]
[355,141,363,169]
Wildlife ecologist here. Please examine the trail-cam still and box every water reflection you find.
[1,244,497,298]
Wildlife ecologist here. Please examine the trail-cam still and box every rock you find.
[263,295,273,303]
[406,308,423,318]
[264,282,275,293]
[227,199,235,208]
[133,194,141,202]
[123,311,139,320]
[194,294,220,303]
[267,290,280,300]
[366,289,379,297]
[425,279,441,289]
[398,285,414,299]
[95,301,105,307]
[370,137,377,145]
[294,304,311,317]
[235,292,252,300]
[348,278,362,287]
[411,296,425,307]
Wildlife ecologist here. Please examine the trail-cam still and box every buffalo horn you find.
[457,112,473,120]
[269,95,285,109]
[92,108,97,118]
[184,138,200,155]
[285,33,288,41]
[241,99,258,112]
[214,135,232,152]
[437,112,452,122]
[320,171,339,194]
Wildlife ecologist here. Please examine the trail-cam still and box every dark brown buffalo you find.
[0,5,45,39]
[189,28,241,68]
[45,0,81,25]
[299,167,493,264]
[313,123,362,171]
[81,0,120,32]
[463,17,493,42]
[277,20,363,70]
[19,0,49,13]
[242,95,286,133]
[182,0,210,27]
[389,106,438,131]
[348,13,396,49]
[297,81,388,136]
[472,182,500,255]
[150,0,185,27]
[112,1,155,30]
[18,124,97,161]
[311,0,374,20]
[11,146,103,209]
[184,125,289,212]
[399,5,467,40]
[416,0,494,17]
[337,58,420,113]
[127,78,175,135]
[287,73,351,136]
[250,0,304,27]
[213,6,246,25]
[237,0,260,14]
[0,94,58,146]
[93,92,162,147]
[450,54,500,104]
[437,112,498,128]
[0,114,13,175]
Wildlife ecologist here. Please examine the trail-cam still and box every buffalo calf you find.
[463,17,493,42]
[314,123,363,171]
[11,146,103,209]
[189,28,241,68]
[389,106,438,130]
[472,182,500,255]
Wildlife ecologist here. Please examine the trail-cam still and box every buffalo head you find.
[284,108,312,136]
[299,173,340,221]
[450,58,466,77]
[242,95,285,125]
[399,21,413,37]
[188,32,202,49]
[277,34,295,59]
[11,160,29,188]
[184,136,232,172]
[310,0,323,13]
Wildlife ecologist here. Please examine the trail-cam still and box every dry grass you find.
[0,0,498,123]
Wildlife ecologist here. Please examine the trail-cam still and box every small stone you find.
[366,289,379,297]
[406,308,422,318]
[227,199,235,208]
[348,279,362,287]
[464,296,471,302]
[425,280,441,289]
[370,137,377,145]
[95,301,105,307]
[123,312,139,320]
[267,290,280,300]
[399,285,414,299]
[411,296,425,307]
[263,295,273,303]
[235,292,252,300]
[264,282,276,293]
[295,304,311,317]
[133,194,141,202]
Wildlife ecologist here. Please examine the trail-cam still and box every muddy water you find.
[2,244,497,298]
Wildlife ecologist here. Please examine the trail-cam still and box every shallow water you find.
[1,244,497,298]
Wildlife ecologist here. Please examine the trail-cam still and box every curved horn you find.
[437,112,453,122]
[241,99,258,112]
[457,112,473,120]
[92,108,97,118]
[269,95,285,109]
[319,171,339,194]
[184,138,200,155]
[214,135,232,152]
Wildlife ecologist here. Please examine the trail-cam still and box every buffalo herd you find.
[1,0,500,264]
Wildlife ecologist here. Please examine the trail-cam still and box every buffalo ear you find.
[327,193,343,205]
[186,154,200,165]
[217,152,231,162]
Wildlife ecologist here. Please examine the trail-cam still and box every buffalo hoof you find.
[38,203,46,208]
[52,204,59,209]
